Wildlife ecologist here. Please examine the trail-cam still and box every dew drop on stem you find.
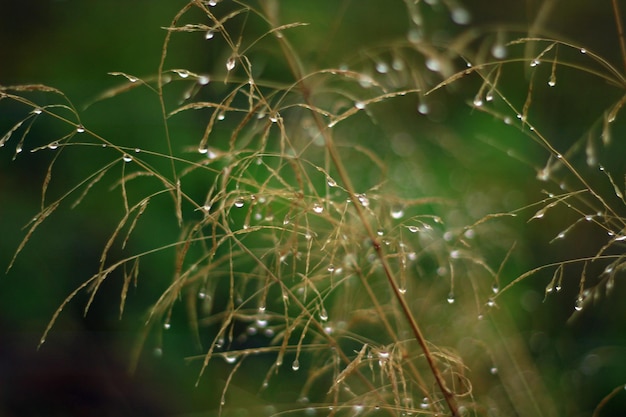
[205,30,214,40]
[234,198,245,208]
[312,203,324,213]
[76,124,85,133]
[226,57,236,71]
[319,307,328,321]
[48,142,59,150]
[122,154,133,163]
[574,297,584,311]
[447,292,455,304]
[291,359,300,371]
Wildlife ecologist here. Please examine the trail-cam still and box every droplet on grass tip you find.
[574,297,584,311]
[447,292,455,304]
[292,359,300,371]
[226,57,236,71]
[205,30,214,40]
[163,322,171,330]
[198,75,210,85]
[490,366,498,375]
[319,307,328,321]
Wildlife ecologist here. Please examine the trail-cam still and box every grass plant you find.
[2,1,626,416]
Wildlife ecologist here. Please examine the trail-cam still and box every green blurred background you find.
[1,1,626,416]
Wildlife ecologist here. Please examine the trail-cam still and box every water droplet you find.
[198,290,206,299]
[354,101,366,110]
[164,322,171,330]
[48,142,59,150]
[319,307,328,321]
[312,203,324,213]
[269,114,279,123]
[292,359,300,371]
[574,297,584,311]
[234,198,245,208]
[375,61,389,73]
[530,59,540,67]
[358,75,373,88]
[407,225,419,233]
[425,58,441,72]
[580,48,587,54]
[451,7,471,24]
[198,75,210,85]
[198,145,208,154]
[491,44,507,59]
[447,292,455,304]
[32,108,43,115]
[420,397,430,410]
[76,125,85,133]
[327,264,335,273]
[450,250,461,259]
[390,206,404,219]
[122,154,133,163]
[174,69,189,78]
[356,194,369,207]
[205,30,215,40]
[417,102,430,114]
[399,287,407,294]
[490,366,498,375]
[473,96,483,107]
[256,317,268,328]
[154,347,163,357]
[487,298,496,307]
[548,78,556,87]
[226,57,236,71]
[224,354,237,364]
[491,283,499,294]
